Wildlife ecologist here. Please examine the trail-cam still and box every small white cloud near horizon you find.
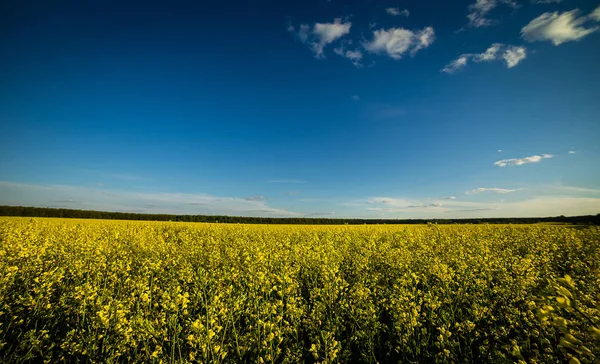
[521,8,600,45]
[467,0,518,28]
[494,154,554,167]
[442,43,527,73]
[386,8,410,17]
[364,26,435,59]
[465,187,517,195]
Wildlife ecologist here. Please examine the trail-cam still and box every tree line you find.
[1,205,599,225]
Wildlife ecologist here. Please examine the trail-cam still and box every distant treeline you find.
[1,205,599,225]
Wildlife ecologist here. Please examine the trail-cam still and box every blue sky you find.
[1,0,599,218]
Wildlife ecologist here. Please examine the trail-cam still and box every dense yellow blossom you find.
[0,217,598,362]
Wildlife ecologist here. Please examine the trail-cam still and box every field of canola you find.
[0,217,599,363]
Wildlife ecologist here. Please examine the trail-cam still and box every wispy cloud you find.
[543,184,600,196]
[447,208,496,213]
[533,0,562,4]
[467,0,518,28]
[364,197,449,213]
[298,24,310,43]
[442,43,527,73]
[350,95,360,101]
[305,212,336,217]
[502,46,527,67]
[494,154,553,167]
[385,8,410,17]
[465,187,516,195]
[363,193,600,217]
[568,150,576,154]
[307,186,600,218]
[290,18,352,58]
[592,6,600,22]
[334,41,363,67]
[0,181,299,217]
[442,56,470,73]
[521,8,600,45]
[364,26,435,59]
[244,196,265,202]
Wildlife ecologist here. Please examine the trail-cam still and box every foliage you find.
[2,205,600,225]
[1,217,599,363]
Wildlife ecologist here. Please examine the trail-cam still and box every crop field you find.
[0,217,599,363]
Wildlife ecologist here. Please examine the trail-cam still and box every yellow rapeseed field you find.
[0,217,599,363]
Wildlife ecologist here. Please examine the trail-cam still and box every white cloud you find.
[444,196,457,200]
[364,26,435,59]
[411,27,435,55]
[441,55,469,73]
[502,46,527,68]
[466,187,516,195]
[498,149,503,152]
[568,150,576,154]
[591,6,600,22]
[521,9,600,45]
[344,49,363,63]
[533,0,562,3]
[311,18,352,57]
[386,8,410,17]
[0,181,299,217]
[288,19,351,58]
[494,154,554,167]
[467,0,518,28]
[442,43,527,73]
[475,43,502,61]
